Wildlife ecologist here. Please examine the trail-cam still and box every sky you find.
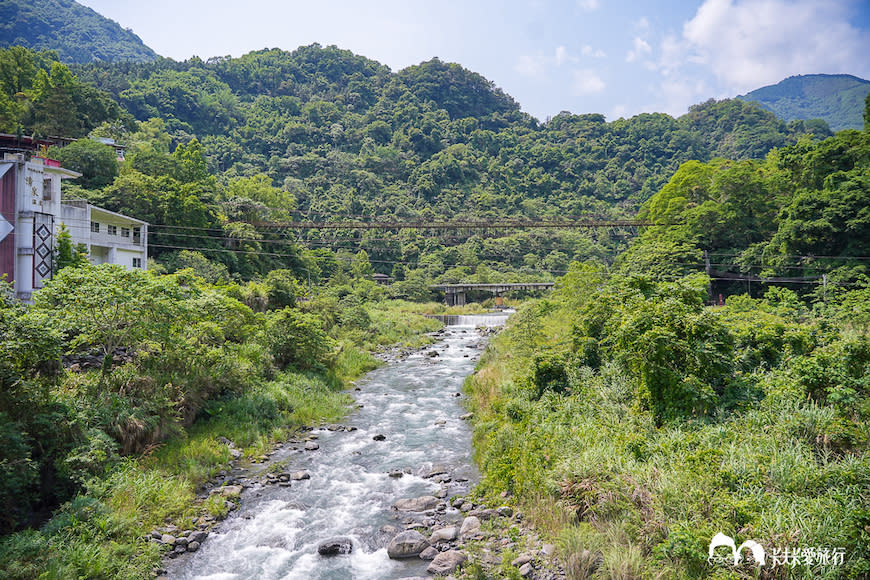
[77,0,870,122]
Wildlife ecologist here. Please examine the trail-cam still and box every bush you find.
[265,308,336,371]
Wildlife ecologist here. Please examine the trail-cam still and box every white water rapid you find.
[166,314,507,580]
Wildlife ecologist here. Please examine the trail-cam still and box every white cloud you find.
[581,45,606,58]
[633,17,650,32]
[517,46,577,76]
[577,0,599,12]
[609,104,629,120]
[516,54,547,77]
[626,36,652,63]
[681,0,870,91]
[658,77,714,115]
[572,69,606,95]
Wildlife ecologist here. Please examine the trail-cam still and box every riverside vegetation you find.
[0,39,869,579]
[0,265,447,579]
[464,125,870,579]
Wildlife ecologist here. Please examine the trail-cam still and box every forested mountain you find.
[1,37,870,580]
[0,44,846,287]
[0,0,158,64]
[738,73,870,131]
[71,45,821,221]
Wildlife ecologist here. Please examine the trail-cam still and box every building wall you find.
[0,164,16,286]
[1,156,149,300]
[87,208,147,270]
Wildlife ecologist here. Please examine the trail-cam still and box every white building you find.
[0,154,148,301]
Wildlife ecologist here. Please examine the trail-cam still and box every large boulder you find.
[317,537,353,556]
[459,516,481,537]
[386,530,430,559]
[429,526,458,544]
[419,546,439,560]
[427,550,467,575]
[394,495,439,512]
[209,485,243,497]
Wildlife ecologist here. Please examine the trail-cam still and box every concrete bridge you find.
[430,282,555,306]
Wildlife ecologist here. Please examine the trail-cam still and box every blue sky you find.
[78,0,870,122]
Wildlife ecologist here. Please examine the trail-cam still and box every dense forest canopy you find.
[0,45,817,285]
[0,0,158,64]
[2,45,864,299]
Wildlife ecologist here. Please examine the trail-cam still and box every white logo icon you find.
[709,533,766,566]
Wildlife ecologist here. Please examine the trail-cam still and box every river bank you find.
[158,315,566,580]
[163,322,489,578]
[0,295,447,580]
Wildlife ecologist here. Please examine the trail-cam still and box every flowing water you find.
[167,313,508,580]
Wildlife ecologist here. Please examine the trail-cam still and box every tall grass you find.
[465,296,870,578]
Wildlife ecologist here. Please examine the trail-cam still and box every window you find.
[42,178,52,201]
[90,221,100,233]
[132,258,142,269]
[121,227,130,238]
[108,225,117,235]
[132,227,141,244]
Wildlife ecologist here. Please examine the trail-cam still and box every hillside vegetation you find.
[26,45,833,287]
[0,0,158,64]
[0,40,868,579]
[462,111,870,579]
[738,74,870,132]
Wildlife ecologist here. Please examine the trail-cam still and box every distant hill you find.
[0,0,158,64]
[738,74,870,132]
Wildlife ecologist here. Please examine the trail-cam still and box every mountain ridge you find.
[737,73,870,131]
[0,0,158,64]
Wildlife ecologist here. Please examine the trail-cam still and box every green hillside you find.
[0,41,869,580]
[738,73,870,131]
[0,0,158,63]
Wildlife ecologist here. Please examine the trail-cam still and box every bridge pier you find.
[445,290,466,306]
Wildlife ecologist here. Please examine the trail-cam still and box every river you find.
[166,313,508,580]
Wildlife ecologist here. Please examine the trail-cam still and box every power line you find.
[251,219,669,230]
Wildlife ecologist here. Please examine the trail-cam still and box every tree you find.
[53,223,88,272]
[263,269,304,309]
[226,174,296,219]
[172,138,210,183]
[864,91,870,131]
[49,138,118,189]
[351,249,374,279]
[35,264,191,374]
[265,308,335,371]
[29,62,80,137]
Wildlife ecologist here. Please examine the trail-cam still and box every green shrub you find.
[265,308,336,371]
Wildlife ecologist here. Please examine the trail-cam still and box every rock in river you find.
[317,537,353,556]
[427,550,467,575]
[419,546,439,560]
[429,526,458,544]
[394,495,440,512]
[459,516,481,537]
[386,530,430,559]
